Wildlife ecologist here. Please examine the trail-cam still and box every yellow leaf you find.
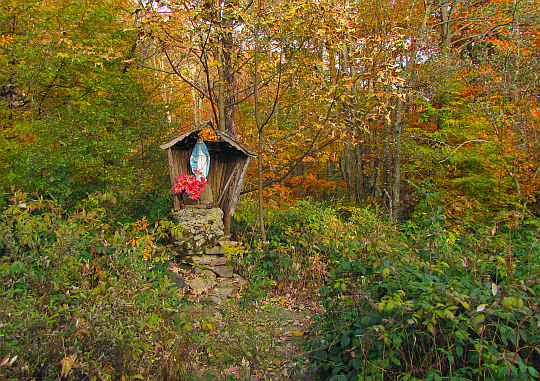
[500,297,513,311]
[288,330,304,337]
[60,356,76,378]
[0,355,9,367]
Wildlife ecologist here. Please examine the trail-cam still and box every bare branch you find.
[439,139,496,163]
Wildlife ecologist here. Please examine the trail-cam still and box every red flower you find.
[174,173,207,200]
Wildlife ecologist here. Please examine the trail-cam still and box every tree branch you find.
[439,139,496,163]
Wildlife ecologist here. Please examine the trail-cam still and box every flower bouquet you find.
[173,171,207,200]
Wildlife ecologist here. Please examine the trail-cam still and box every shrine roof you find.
[159,120,257,158]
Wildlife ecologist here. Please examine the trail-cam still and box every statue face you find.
[197,135,203,143]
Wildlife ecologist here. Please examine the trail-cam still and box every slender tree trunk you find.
[212,0,236,136]
[341,142,356,201]
[216,46,227,131]
[390,3,434,218]
[254,0,268,254]
[354,140,363,203]
[437,0,454,130]
[391,98,404,218]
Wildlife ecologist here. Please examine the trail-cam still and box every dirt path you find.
[180,284,322,380]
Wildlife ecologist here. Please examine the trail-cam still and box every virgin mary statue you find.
[190,135,210,179]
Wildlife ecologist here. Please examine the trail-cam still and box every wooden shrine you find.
[160,120,256,234]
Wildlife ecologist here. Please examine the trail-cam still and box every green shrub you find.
[309,257,540,380]
[233,200,402,301]
[0,192,193,380]
[307,197,540,381]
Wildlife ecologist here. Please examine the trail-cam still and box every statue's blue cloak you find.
[190,141,210,179]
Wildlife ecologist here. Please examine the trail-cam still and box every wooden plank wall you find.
[168,149,191,210]
[168,146,248,220]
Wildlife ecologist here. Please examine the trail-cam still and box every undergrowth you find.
[0,191,193,380]
[303,193,540,381]
[2,191,539,381]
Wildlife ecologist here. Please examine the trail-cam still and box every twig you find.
[439,139,496,163]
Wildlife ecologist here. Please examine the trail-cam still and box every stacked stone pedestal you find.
[174,207,225,253]
[170,207,244,304]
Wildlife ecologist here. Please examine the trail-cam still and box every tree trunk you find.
[211,0,236,136]
[391,98,404,219]
[354,141,364,203]
[254,0,268,254]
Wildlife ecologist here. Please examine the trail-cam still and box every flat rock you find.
[200,269,217,280]
[191,254,221,265]
[210,265,234,278]
[210,257,230,266]
[205,246,226,255]
[165,269,187,288]
[217,238,237,246]
[186,276,216,291]
[210,296,224,305]
[233,274,248,286]
[214,287,233,298]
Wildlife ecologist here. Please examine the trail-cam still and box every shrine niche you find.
[159,120,256,234]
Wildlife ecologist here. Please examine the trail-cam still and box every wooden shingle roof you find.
[159,120,257,158]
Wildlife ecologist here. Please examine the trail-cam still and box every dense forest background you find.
[1,0,540,380]
[2,0,540,219]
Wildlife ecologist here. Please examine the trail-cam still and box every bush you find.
[307,199,540,381]
[233,200,402,299]
[0,192,193,380]
[309,259,540,380]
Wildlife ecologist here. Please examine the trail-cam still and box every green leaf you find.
[349,358,362,370]
[528,366,540,378]
[472,314,485,326]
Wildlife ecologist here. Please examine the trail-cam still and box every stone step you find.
[210,256,230,266]
[209,265,234,278]
[217,238,242,247]
[205,245,226,255]
[190,254,220,264]
[167,260,248,306]
[217,235,231,242]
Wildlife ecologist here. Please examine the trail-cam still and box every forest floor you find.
[183,282,323,380]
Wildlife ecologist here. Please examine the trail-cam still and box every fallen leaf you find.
[0,355,10,367]
[1,355,17,367]
[492,283,499,296]
[285,330,304,337]
[60,356,76,377]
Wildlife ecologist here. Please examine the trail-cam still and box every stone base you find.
[174,208,225,255]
